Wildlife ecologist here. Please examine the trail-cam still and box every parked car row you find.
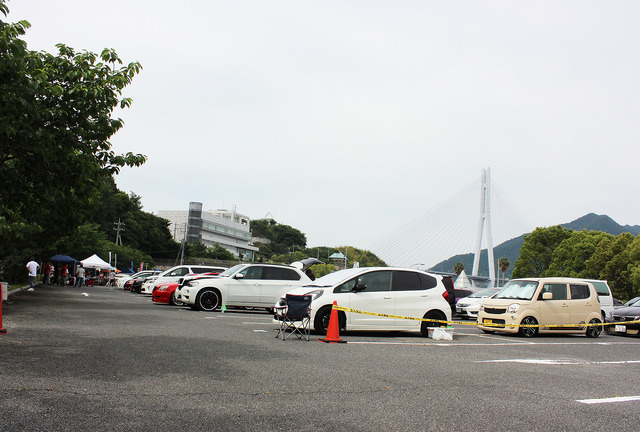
[119,261,636,339]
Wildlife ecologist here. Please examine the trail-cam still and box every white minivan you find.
[584,279,614,320]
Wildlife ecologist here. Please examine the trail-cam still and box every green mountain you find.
[430,213,640,278]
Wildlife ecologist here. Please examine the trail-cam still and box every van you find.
[584,279,614,320]
[477,277,602,338]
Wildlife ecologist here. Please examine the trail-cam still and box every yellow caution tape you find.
[331,304,640,329]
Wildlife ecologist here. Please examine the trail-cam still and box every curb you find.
[4,284,35,299]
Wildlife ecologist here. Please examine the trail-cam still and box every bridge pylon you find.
[471,168,495,287]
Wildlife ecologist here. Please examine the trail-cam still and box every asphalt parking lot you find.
[1,284,639,431]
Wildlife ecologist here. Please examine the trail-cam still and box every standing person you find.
[109,268,116,286]
[59,264,68,286]
[75,265,86,287]
[43,262,52,285]
[26,257,40,291]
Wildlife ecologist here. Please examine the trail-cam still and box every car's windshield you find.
[495,280,539,300]
[303,268,365,288]
[218,264,245,278]
[468,288,500,298]
[627,297,640,307]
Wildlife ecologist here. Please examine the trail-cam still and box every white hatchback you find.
[278,267,452,336]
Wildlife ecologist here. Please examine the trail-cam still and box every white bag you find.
[432,328,453,341]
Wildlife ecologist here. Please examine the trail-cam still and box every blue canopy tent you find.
[50,254,77,264]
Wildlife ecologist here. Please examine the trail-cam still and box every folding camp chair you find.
[274,294,312,341]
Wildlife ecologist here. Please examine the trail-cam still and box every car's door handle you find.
[384,296,392,299]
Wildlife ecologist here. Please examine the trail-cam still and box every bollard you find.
[0,281,7,334]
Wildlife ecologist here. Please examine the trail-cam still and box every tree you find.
[308,263,338,278]
[497,257,509,286]
[453,262,464,275]
[184,241,235,261]
[546,230,613,278]
[0,2,147,280]
[512,226,572,278]
[250,219,306,256]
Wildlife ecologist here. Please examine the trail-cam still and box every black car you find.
[606,298,640,336]
[454,289,474,301]
[126,271,161,293]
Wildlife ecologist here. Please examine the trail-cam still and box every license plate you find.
[456,308,462,313]
[484,319,493,324]
[615,325,626,333]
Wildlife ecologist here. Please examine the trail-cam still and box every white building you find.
[159,202,258,260]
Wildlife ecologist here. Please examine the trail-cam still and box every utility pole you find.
[114,218,125,246]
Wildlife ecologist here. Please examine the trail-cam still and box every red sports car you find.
[152,271,223,306]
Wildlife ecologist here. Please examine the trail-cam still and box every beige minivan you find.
[477,277,602,338]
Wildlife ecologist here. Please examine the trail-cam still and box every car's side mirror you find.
[235,273,245,279]
[352,284,366,292]
[542,292,553,300]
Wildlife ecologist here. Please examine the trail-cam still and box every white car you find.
[584,279,614,320]
[455,287,500,319]
[140,265,227,294]
[277,267,452,336]
[176,260,322,311]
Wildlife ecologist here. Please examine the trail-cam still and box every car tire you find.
[170,292,184,306]
[196,289,220,312]
[313,306,345,335]
[420,310,447,337]
[585,318,602,338]
[518,316,538,337]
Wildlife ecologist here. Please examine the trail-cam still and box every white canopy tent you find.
[454,270,473,290]
[80,254,112,269]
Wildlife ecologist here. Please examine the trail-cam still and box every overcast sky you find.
[8,0,640,262]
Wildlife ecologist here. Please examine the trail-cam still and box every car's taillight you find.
[442,291,449,302]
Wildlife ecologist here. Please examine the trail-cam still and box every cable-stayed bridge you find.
[369,168,531,286]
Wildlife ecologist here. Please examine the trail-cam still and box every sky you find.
[7,0,640,261]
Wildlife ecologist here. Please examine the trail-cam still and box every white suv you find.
[278,267,452,336]
[140,265,226,294]
[176,261,318,311]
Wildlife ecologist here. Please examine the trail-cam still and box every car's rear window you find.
[570,284,589,300]
[590,281,610,296]
[393,271,422,291]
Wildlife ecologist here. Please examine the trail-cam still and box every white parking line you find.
[347,340,640,347]
[476,359,640,365]
[577,396,640,404]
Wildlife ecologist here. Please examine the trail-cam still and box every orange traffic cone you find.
[319,301,346,343]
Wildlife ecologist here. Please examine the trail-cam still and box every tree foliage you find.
[511,226,573,278]
[513,225,640,301]
[453,262,464,275]
[184,241,235,261]
[0,2,155,281]
[250,219,306,256]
